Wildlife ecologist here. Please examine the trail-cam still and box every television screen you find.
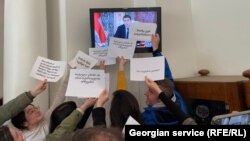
[89,7,161,53]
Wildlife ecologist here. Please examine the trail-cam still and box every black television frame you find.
[89,7,162,53]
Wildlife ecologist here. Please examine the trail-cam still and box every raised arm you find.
[151,34,173,81]
[0,79,47,125]
[116,56,127,90]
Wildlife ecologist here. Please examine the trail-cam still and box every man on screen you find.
[114,15,131,39]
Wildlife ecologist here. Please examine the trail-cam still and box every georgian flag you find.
[94,13,106,43]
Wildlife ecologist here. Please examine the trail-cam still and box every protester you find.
[0,79,47,125]
[142,34,189,125]
[11,71,69,141]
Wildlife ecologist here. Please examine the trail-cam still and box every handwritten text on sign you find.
[30,56,66,82]
[89,48,116,65]
[129,22,157,41]
[69,50,98,69]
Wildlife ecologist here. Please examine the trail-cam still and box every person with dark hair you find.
[49,101,76,133]
[49,101,94,133]
[145,76,197,125]
[61,127,124,141]
[11,70,69,141]
[142,34,189,125]
[0,79,47,125]
[110,89,143,129]
[45,98,97,141]
[114,15,131,39]
[91,58,143,130]
[110,57,143,129]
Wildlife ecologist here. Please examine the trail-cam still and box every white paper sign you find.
[122,116,140,133]
[129,22,157,41]
[65,69,105,98]
[130,56,164,81]
[30,56,66,82]
[69,50,98,69]
[107,37,136,59]
[89,48,116,65]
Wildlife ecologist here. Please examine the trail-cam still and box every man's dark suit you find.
[114,24,128,39]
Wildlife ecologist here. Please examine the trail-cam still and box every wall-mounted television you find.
[89,7,162,53]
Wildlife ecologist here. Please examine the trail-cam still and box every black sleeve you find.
[158,92,189,123]
[77,106,94,129]
[92,107,106,127]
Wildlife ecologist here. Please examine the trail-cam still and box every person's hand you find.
[117,56,127,71]
[79,98,97,112]
[151,34,160,51]
[145,76,162,95]
[30,79,48,97]
[96,89,109,107]
[99,60,106,71]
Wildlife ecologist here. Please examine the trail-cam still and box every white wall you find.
[158,0,198,78]
[191,0,250,75]
[3,0,48,112]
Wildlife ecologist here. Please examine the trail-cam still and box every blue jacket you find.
[142,50,188,125]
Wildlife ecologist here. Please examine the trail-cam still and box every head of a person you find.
[49,101,77,133]
[144,79,174,106]
[110,90,143,129]
[11,104,44,130]
[49,101,93,133]
[0,126,24,141]
[62,127,124,141]
[123,15,131,28]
